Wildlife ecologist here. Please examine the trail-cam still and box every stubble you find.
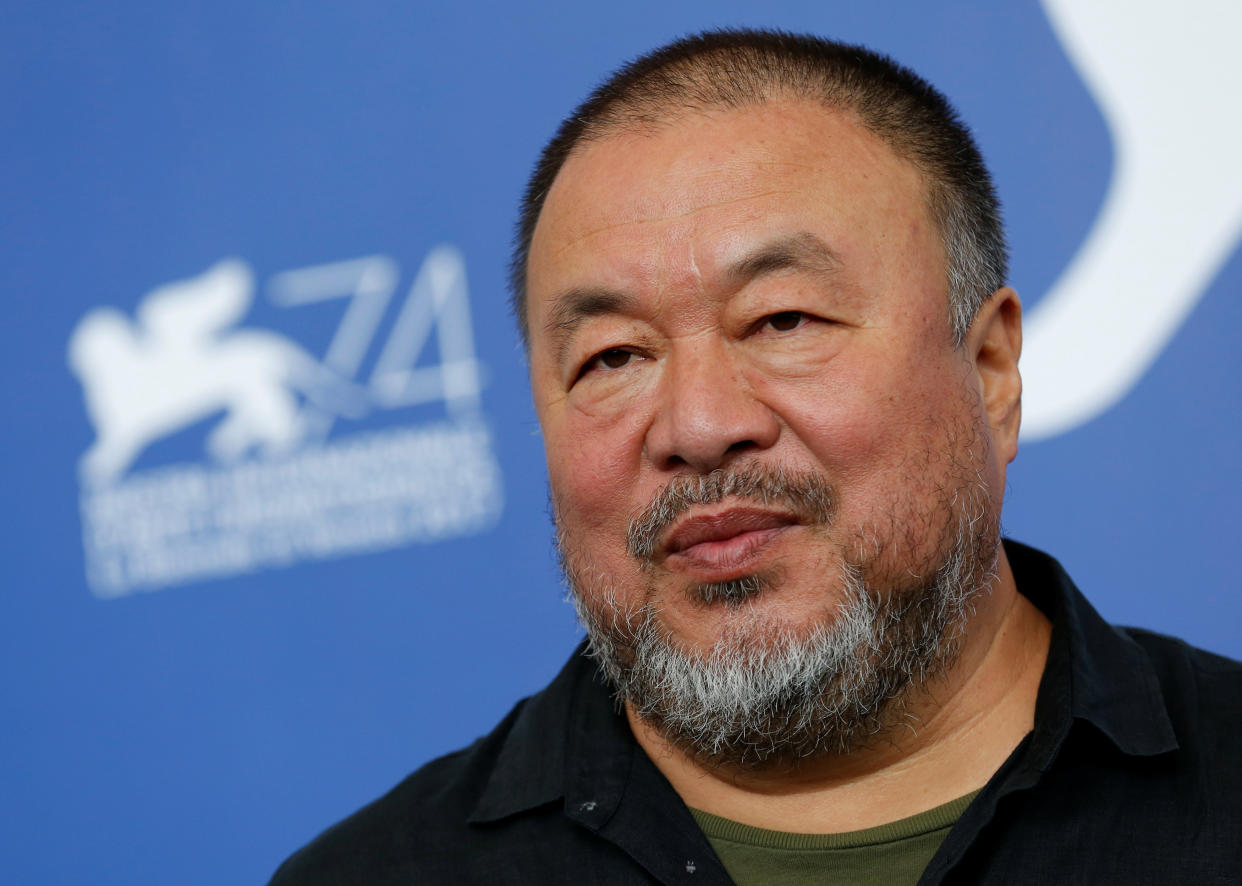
[557,424,1000,770]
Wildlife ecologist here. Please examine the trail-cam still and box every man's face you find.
[526,101,1011,746]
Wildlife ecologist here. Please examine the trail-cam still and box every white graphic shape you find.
[1023,0,1242,439]
[370,245,485,416]
[69,259,349,486]
[268,255,399,439]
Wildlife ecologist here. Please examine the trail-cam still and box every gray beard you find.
[561,464,999,770]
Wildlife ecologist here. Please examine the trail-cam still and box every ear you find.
[966,287,1023,466]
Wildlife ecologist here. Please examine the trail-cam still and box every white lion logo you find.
[69,259,361,487]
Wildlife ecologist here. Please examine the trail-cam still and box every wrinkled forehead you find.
[531,99,933,258]
[526,101,937,316]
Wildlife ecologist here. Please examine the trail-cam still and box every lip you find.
[663,507,799,576]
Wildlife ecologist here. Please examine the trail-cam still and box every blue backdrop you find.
[2,3,1239,884]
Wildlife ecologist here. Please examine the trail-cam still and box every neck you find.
[625,549,1051,833]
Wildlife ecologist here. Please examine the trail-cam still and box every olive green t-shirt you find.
[689,791,978,886]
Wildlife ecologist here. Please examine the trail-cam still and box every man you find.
[270,30,1241,885]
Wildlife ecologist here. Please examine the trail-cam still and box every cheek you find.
[548,421,651,607]
[753,362,915,470]
[749,346,970,501]
[544,404,651,537]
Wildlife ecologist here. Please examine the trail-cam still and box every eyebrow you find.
[543,287,637,366]
[725,231,842,285]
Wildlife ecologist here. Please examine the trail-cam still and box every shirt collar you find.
[466,645,609,824]
[470,645,735,883]
[1005,539,1178,758]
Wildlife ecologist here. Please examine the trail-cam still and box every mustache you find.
[626,465,837,561]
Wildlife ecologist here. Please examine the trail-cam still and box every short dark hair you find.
[510,28,1007,347]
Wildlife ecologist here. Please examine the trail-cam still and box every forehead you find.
[526,100,940,330]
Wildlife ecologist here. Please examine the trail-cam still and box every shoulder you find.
[1122,627,1242,725]
[1124,626,1242,672]
[266,699,528,885]
[266,648,600,885]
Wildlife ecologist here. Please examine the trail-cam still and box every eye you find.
[765,311,808,332]
[577,347,639,380]
[595,348,634,369]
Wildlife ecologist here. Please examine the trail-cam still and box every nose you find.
[644,340,781,473]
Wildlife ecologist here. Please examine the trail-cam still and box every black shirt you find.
[269,542,1242,884]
